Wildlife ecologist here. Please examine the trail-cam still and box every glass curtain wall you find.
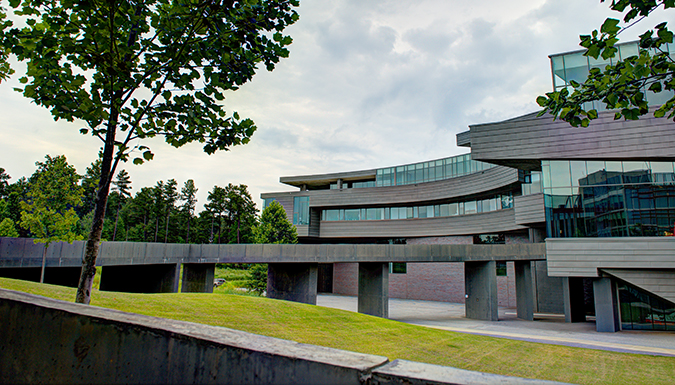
[550,41,675,111]
[375,154,494,187]
[619,280,675,331]
[321,192,512,222]
[542,160,675,237]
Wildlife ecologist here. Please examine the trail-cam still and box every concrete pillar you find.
[528,228,545,243]
[562,277,586,323]
[514,261,534,321]
[181,263,215,293]
[464,261,498,321]
[267,263,318,305]
[357,263,389,318]
[100,263,180,293]
[593,277,620,332]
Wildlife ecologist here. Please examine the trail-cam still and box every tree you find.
[223,183,258,244]
[180,179,198,243]
[0,1,299,304]
[0,167,10,199]
[19,155,84,283]
[163,179,178,243]
[111,170,132,241]
[537,1,675,127]
[80,158,102,217]
[0,218,18,237]
[246,201,296,295]
[255,200,297,244]
[205,185,227,243]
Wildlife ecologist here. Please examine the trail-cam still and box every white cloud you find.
[2,0,674,211]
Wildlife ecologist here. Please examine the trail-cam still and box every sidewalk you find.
[316,294,675,357]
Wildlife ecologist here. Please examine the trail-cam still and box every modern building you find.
[261,41,675,332]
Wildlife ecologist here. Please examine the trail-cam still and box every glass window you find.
[418,206,427,218]
[366,208,383,220]
[406,207,414,219]
[501,194,513,209]
[448,203,458,216]
[464,201,477,215]
[549,161,572,188]
[390,262,407,274]
[293,197,310,225]
[551,55,566,88]
[324,209,340,221]
[440,204,450,217]
[562,51,589,84]
[496,262,507,276]
[344,209,360,221]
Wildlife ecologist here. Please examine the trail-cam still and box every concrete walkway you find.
[317,294,675,357]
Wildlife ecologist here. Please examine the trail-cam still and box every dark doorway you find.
[317,263,333,293]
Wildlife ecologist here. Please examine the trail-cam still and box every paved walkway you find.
[317,294,675,357]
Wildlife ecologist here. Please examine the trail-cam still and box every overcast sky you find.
[2,1,674,212]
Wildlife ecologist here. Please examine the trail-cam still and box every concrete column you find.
[562,277,586,323]
[357,263,389,318]
[593,277,620,332]
[514,261,534,321]
[464,261,498,321]
[100,263,180,293]
[267,263,318,305]
[181,263,215,293]
[528,228,545,243]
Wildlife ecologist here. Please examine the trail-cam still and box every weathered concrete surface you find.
[593,278,620,333]
[181,263,215,293]
[370,359,572,385]
[0,288,388,385]
[358,263,389,318]
[464,261,498,321]
[267,263,318,304]
[515,261,534,321]
[0,238,546,268]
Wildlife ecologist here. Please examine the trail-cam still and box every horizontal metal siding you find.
[546,237,675,277]
[513,194,545,225]
[307,166,519,208]
[601,269,675,304]
[469,108,675,163]
[319,209,527,238]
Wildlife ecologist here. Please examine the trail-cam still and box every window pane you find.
[549,161,572,188]
[344,209,360,221]
[465,201,477,214]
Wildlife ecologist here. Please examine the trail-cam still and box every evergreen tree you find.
[111,170,132,241]
[163,179,178,243]
[224,184,258,244]
[180,179,198,243]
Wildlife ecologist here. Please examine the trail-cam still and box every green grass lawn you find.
[2,277,673,384]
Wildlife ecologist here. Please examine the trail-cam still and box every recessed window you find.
[390,262,407,274]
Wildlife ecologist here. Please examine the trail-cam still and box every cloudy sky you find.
[1,1,674,211]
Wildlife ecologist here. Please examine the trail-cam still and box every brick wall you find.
[331,235,520,307]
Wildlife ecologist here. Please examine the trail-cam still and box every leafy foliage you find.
[255,200,297,244]
[0,0,299,304]
[246,263,268,296]
[0,218,18,237]
[19,155,84,245]
[536,0,675,126]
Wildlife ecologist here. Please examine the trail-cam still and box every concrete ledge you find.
[0,289,573,385]
[0,288,387,384]
[370,359,571,385]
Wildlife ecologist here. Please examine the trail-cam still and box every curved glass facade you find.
[375,154,495,187]
[321,192,513,222]
[542,160,675,237]
[550,41,675,112]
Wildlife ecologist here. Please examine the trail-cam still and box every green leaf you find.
[587,109,598,119]
[600,18,621,35]
[536,96,548,107]
[133,158,143,165]
[142,151,154,161]
[654,108,667,118]
[79,128,88,134]
[649,82,663,93]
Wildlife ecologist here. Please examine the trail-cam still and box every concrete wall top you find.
[0,289,571,385]
[546,237,675,277]
[0,238,546,268]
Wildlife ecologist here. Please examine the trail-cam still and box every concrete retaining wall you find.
[0,289,570,385]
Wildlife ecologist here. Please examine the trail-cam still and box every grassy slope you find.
[1,278,673,385]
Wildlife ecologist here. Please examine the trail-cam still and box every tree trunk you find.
[39,245,47,284]
[186,213,191,243]
[112,201,121,241]
[76,107,118,304]
[164,212,170,243]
